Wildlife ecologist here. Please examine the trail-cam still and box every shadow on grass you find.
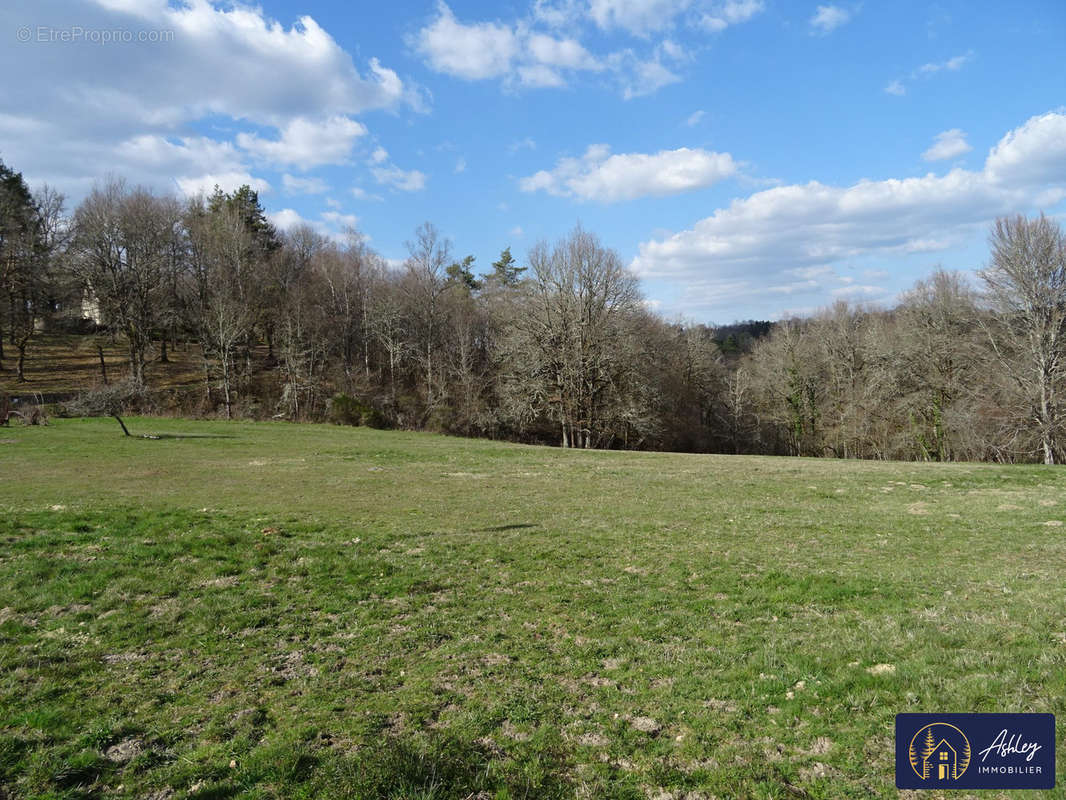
[472,523,538,532]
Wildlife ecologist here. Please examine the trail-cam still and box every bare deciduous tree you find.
[980,214,1066,464]
[72,180,181,386]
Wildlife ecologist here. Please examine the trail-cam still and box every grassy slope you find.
[0,334,203,396]
[0,419,1064,799]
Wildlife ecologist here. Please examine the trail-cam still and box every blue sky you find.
[1,0,1064,322]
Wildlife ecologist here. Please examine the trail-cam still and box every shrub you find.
[329,393,368,426]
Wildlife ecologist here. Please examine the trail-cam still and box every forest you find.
[2,158,1064,463]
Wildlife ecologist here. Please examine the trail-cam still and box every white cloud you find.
[0,0,415,203]
[686,110,707,127]
[922,129,972,162]
[886,51,974,97]
[585,0,764,35]
[520,144,738,202]
[371,165,428,192]
[518,64,568,88]
[510,225,525,236]
[917,52,973,75]
[283,174,329,195]
[177,172,271,198]
[698,0,765,32]
[809,5,852,34]
[985,111,1066,187]
[413,2,605,91]
[413,2,517,80]
[588,0,690,34]
[413,1,756,97]
[509,137,538,154]
[527,33,601,70]
[268,208,307,231]
[269,208,361,242]
[322,211,360,230]
[532,0,584,27]
[237,116,366,169]
[352,187,384,202]
[365,144,427,192]
[8,1,412,129]
[112,134,269,198]
[622,56,682,98]
[631,112,1066,316]
[454,157,467,173]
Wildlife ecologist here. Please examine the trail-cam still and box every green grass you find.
[1,418,1064,798]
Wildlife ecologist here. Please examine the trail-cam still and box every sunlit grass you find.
[1,419,1064,798]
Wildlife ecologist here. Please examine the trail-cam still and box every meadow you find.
[0,418,1064,798]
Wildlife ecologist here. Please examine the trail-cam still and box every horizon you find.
[1,0,1064,324]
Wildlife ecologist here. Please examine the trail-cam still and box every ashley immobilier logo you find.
[896,713,1055,790]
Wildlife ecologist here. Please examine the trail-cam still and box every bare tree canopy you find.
[979,214,1066,463]
[4,151,1064,464]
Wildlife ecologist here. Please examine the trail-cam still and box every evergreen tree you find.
[445,254,481,292]
[489,247,525,286]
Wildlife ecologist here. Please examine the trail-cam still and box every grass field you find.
[1,418,1064,799]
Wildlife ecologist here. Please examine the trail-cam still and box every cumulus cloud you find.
[237,116,367,170]
[520,144,738,202]
[698,0,765,33]
[413,2,605,90]
[269,207,361,242]
[809,5,852,34]
[984,111,1066,187]
[631,112,1066,316]
[267,208,307,231]
[532,0,584,27]
[922,129,972,162]
[413,1,757,97]
[413,2,517,80]
[0,0,416,202]
[584,0,764,35]
[371,165,428,192]
[111,133,270,198]
[177,172,271,198]
[5,1,412,129]
[622,56,682,98]
[588,0,690,34]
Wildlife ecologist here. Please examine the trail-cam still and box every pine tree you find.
[490,247,525,286]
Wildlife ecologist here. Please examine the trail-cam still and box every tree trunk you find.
[113,414,131,436]
[98,345,109,385]
[222,354,232,420]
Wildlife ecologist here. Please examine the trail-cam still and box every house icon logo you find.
[908,722,972,781]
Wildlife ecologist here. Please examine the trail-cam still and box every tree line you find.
[1,158,1063,463]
